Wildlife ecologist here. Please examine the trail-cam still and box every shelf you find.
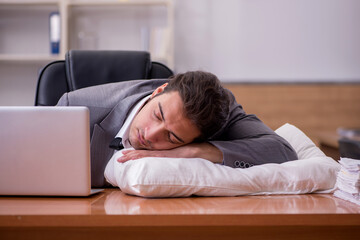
[0,54,62,63]
[0,0,174,106]
[0,0,173,65]
[68,0,169,7]
[0,0,58,5]
[0,0,168,6]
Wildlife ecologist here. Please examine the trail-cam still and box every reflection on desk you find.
[1,189,360,240]
[1,189,359,216]
[103,190,360,215]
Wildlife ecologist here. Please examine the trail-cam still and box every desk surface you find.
[0,189,359,227]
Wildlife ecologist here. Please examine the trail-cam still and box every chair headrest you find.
[65,50,151,91]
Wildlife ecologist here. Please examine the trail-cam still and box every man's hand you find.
[117,142,223,164]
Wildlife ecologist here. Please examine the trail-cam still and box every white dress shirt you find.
[105,95,150,186]
[113,95,151,150]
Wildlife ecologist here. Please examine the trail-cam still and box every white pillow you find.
[275,123,326,159]
[105,123,340,197]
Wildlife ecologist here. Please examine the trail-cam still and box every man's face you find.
[128,91,201,150]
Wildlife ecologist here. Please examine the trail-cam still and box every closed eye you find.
[168,133,176,144]
[153,111,161,121]
[158,102,185,144]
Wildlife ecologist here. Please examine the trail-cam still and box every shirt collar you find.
[115,95,151,149]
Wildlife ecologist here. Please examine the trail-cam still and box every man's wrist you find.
[188,142,223,164]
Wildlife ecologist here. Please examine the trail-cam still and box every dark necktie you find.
[109,137,124,150]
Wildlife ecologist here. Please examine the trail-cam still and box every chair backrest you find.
[35,50,173,106]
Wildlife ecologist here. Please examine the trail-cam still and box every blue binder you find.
[49,12,60,54]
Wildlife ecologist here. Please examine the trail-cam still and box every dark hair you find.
[163,71,230,140]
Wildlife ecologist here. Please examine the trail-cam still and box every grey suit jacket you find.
[57,79,298,187]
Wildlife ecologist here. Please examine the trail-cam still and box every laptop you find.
[0,106,103,196]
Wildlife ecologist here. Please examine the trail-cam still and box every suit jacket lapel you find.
[99,91,152,135]
[89,90,153,187]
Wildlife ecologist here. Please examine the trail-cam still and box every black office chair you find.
[35,50,173,106]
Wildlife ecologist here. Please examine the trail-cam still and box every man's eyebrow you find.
[158,102,185,143]
[158,102,165,121]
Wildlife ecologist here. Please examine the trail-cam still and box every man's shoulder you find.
[73,79,166,94]
[57,79,168,107]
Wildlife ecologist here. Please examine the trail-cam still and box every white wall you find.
[174,0,360,82]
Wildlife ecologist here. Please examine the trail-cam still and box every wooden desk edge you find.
[1,214,360,228]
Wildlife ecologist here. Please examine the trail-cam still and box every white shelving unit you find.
[0,0,174,106]
[0,1,61,61]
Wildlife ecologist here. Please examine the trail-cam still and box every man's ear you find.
[151,83,168,98]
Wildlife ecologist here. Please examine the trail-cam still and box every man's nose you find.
[145,123,165,143]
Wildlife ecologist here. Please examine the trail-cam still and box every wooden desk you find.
[0,189,359,240]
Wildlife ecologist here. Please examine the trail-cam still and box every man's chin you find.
[133,146,147,150]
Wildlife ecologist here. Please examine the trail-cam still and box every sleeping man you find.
[57,71,298,187]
